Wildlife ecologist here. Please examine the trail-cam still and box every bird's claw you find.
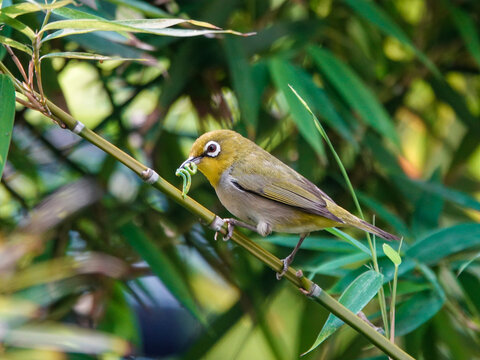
[276,255,293,280]
[214,218,234,241]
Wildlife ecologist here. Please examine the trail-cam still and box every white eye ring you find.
[204,140,221,157]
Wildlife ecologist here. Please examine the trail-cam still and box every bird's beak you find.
[179,156,202,170]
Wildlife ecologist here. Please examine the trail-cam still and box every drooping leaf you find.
[303,270,383,354]
[0,0,73,18]
[309,46,400,148]
[269,58,326,158]
[0,74,15,179]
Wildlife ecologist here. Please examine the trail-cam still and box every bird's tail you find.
[334,206,400,241]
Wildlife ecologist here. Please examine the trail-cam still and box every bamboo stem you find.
[0,64,414,360]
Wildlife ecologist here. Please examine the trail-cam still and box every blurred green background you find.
[1,0,480,359]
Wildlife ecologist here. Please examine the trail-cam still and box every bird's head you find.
[179,130,245,187]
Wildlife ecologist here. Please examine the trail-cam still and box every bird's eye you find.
[204,141,221,157]
[208,144,216,153]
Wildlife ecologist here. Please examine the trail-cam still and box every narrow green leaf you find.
[0,0,12,61]
[120,223,205,324]
[40,51,144,61]
[446,0,480,69]
[0,0,73,18]
[257,235,361,252]
[41,18,247,41]
[407,177,480,211]
[0,13,35,40]
[383,244,401,266]
[0,74,15,179]
[306,252,371,276]
[309,46,400,148]
[269,58,325,158]
[343,0,440,77]
[224,37,259,129]
[394,290,445,336]
[411,170,444,236]
[407,224,480,264]
[271,58,355,143]
[303,270,383,354]
[325,228,371,255]
[0,35,32,55]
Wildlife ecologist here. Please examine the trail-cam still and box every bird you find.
[178,129,400,279]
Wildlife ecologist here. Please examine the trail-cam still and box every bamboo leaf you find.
[0,35,32,55]
[0,74,15,179]
[269,58,326,158]
[40,51,144,61]
[303,270,383,354]
[0,0,73,18]
[394,291,445,336]
[383,244,401,266]
[224,37,259,129]
[407,224,480,264]
[41,18,247,41]
[343,0,440,77]
[309,46,400,148]
[0,13,35,40]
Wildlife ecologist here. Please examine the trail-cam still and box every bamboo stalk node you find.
[209,215,225,232]
[72,121,85,135]
[141,168,159,184]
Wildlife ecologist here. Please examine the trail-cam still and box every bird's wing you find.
[230,160,344,223]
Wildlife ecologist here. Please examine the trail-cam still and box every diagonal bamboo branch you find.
[0,62,414,360]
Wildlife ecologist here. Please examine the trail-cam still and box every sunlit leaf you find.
[0,13,35,40]
[0,0,73,18]
[0,74,15,179]
[303,270,383,354]
[40,51,144,61]
[383,244,401,266]
[0,35,32,55]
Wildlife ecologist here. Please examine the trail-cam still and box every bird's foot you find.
[276,254,294,280]
[214,218,235,241]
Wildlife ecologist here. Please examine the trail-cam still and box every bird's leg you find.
[276,233,309,280]
[214,218,258,241]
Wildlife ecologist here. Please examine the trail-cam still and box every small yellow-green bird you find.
[179,130,400,279]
